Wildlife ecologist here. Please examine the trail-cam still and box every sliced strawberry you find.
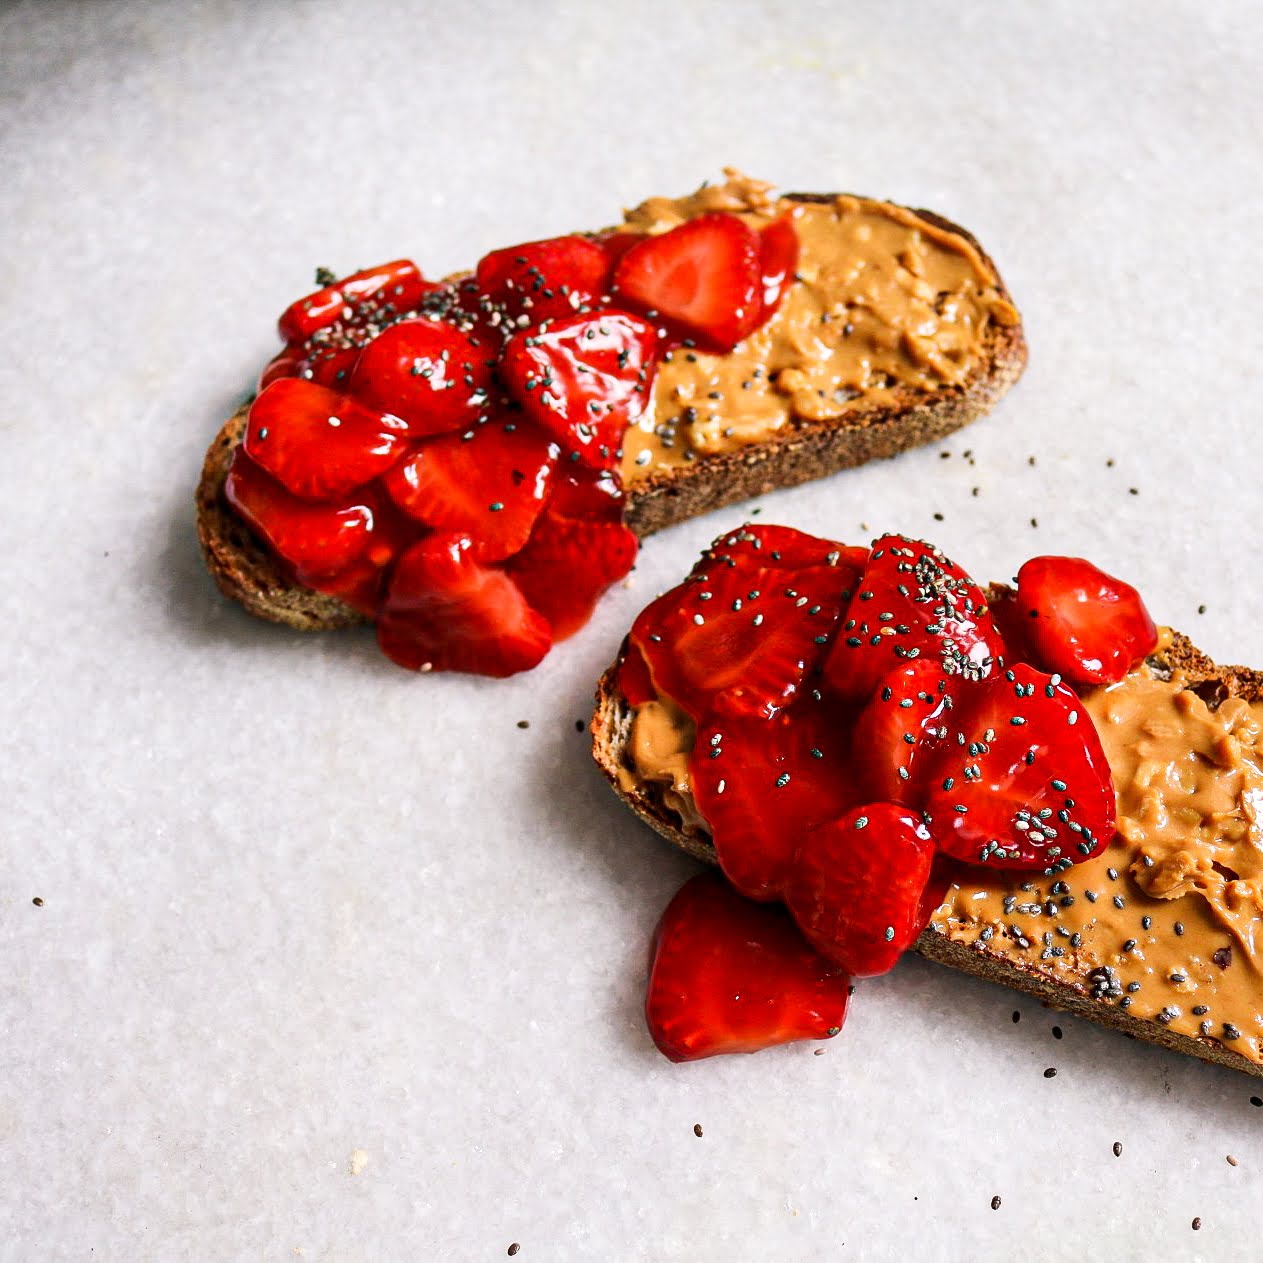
[615,641,657,707]
[303,555,388,617]
[260,344,363,391]
[646,871,850,1062]
[475,235,610,327]
[822,534,1004,706]
[277,260,430,344]
[506,467,638,640]
[920,663,1117,872]
[381,417,557,562]
[224,449,379,576]
[631,525,856,720]
[242,377,411,502]
[500,312,657,467]
[599,231,643,272]
[849,659,960,805]
[758,216,799,319]
[612,211,763,352]
[1015,555,1158,686]
[784,803,936,977]
[347,318,493,436]
[376,534,552,677]
[690,692,863,900]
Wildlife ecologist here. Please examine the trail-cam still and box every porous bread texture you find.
[589,612,1263,1080]
[196,198,1026,627]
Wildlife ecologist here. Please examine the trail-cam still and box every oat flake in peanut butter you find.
[619,172,1019,484]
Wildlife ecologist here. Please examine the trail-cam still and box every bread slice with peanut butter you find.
[591,613,1263,1080]
[198,175,1026,630]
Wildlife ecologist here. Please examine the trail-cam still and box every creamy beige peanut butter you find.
[620,639,1263,1065]
[618,173,1019,485]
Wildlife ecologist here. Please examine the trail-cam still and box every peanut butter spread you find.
[619,173,1019,485]
[620,640,1263,1065]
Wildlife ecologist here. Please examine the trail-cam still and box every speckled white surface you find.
[3,1,1262,1259]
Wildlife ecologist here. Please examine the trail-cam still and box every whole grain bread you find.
[590,607,1263,1079]
[197,197,1026,628]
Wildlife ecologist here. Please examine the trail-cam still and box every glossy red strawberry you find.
[612,211,763,352]
[500,312,657,467]
[1015,555,1158,686]
[382,417,558,562]
[348,318,492,436]
[632,525,857,720]
[475,235,611,327]
[277,260,431,344]
[784,803,936,977]
[849,659,959,805]
[823,534,1004,705]
[920,662,1116,871]
[376,534,552,676]
[690,691,863,900]
[260,344,363,391]
[646,871,851,1062]
[506,467,638,639]
[224,450,380,576]
[243,378,411,501]
[615,641,657,708]
[758,216,799,319]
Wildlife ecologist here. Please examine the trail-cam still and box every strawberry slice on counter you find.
[348,318,493,436]
[690,692,864,900]
[381,417,559,562]
[758,215,799,320]
[277,260,432,344]
[1015,555,1158,686]
[849,659,960,805]
[823,534,1005,706]
[612,211,764,352]
[224,450,382,577]
[243,378,412,502]
[783,803,937,977]
[646,871,851,1062]
[475,235,612,327]
[507,466,638,639]
[376,533,552,676]
[500,311,658,467]
[631,525,858,720]
[919,662,1117,871]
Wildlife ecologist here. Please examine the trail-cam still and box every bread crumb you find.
[1227,1154,1238,1166]
[32,896,43,907]
[349,1148,369,1176]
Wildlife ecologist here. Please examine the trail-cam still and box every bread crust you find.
[196,197,1027,627]
[589,615,1263,1079]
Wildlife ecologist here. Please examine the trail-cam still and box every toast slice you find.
[591,609,1263,1079]
[197,180,1026,631]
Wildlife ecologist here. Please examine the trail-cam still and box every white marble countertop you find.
[3,1,1261,1258]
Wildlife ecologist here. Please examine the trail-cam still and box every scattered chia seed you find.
[990,1195,1002,1210]
[1112,1141,1123,1157]
[516,720,529,729]
[1043,1067,1057,1079]
[693,1124,703,1138]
